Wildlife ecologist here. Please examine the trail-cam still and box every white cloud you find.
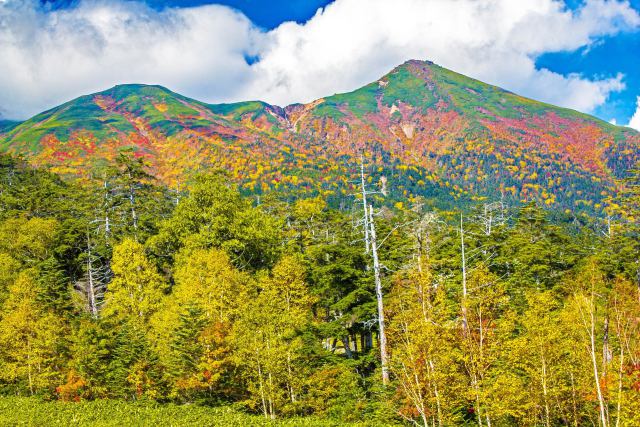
[0,0,260,119]
[0,0,638,119]
[245,0,637,112]
[629,96,640,131]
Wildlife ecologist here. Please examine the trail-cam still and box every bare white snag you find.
[103,180,111,238]
[358,156,389,385]
[579,292,609,427]
[127,170,139,234]
[74,231,110,317]
[86,242,98,318]
[369,203,389,385]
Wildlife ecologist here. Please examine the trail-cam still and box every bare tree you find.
[360,154,370,254]
[358,156,389,385]
[74,231,111,317]
[461,214,469,336]
[369,203,389,385]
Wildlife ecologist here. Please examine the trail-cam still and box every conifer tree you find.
[154,248,247,400]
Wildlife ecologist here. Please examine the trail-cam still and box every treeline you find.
[0,152,638,426]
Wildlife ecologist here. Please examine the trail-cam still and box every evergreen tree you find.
[154,248,247,400]
[148,173,281,271]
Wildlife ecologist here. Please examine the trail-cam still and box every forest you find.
[0,151,638,427]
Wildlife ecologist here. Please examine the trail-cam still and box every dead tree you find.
[358,156,389,385]
[369,203,389,385]
[74,231,111,317]
[461,213,469,335]
[360,154,371,253]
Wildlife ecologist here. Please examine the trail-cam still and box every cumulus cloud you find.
[245,0,637,112]
[629,96,640,131]
[0,0,260,118]
[0,0,638,119]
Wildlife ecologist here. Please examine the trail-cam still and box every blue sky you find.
[148,0,334,29]
[5,0,637,128]
[538,0,640,124]
[42,0,334,29]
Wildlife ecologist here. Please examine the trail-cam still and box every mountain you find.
[1,60,639,213]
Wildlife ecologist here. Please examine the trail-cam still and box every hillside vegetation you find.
[0,151,638,426]
[0,396,372,426]
[1,60,640,426]
[1,60,639,215]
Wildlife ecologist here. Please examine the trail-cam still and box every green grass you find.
[3,94,136,150]
[428,62,619,126]
[319,82,380,118]
[0,397,377,427]
[381,66,436,111]
[207,101,270,119]
[0,120,20,134]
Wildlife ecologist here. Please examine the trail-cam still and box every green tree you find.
[148,174,281,271]
[496,204,580,293]
[153,248,247,400]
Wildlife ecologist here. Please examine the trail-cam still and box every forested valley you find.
[0,151,639,427]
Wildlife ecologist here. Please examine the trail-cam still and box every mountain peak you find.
[398,58,435,68]
[0,60,638,215]
[96,83,177,100]
[382,59,436,81]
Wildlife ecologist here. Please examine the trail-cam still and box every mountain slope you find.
[1,60,639,213]
[0,120,20,134]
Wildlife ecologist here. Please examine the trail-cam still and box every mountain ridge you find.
[4,60,632,137]
[1,59,639,214]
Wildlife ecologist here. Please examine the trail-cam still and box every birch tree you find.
[0,271,65,395]
[232,255,314,418]
[102,238,166,325]
[388,260,462,426]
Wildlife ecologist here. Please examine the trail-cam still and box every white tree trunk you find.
[369,204,389,385]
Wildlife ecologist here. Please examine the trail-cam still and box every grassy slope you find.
[2,61,633,150]
[0,61,637,214]
[313,60,625,130]
[0,85,218,152]
[0,397,386,427]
